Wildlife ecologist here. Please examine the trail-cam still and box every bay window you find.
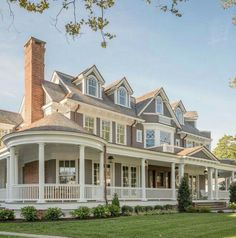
[160,131,171,145]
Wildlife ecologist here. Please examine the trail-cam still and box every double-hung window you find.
[117,87,128,106]
[136,129,143,143]
[93,163,100,185]
[146,130,155,148]
[87,77,98,97]
[101,120,111,142]
[116,123,126,144]
[84,116,95,134]
[59,160,76,184]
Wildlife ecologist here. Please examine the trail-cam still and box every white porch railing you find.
[45,184,80,201]
[0,188,6,201]
[12,184,39,201]
[146,188,173,200]
[107,187,143,200]
[218,190,230,200]
[85,185,103,200]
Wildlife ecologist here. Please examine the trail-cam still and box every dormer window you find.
[117,87,129,107]
[87,76,98,97]
[156,96,163,114]
[176,107,184,125]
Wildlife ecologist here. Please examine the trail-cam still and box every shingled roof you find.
[19,112,89,134]
[0,109,23,126]
[43,81,66,103]
[184,111,198,120]
[136,88,161,104]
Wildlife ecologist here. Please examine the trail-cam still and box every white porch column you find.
[99,151,104,201]
[14,154,19,185]
[38,143,45,203]
[178,163,185,184]
[141,158,147,201]
[8,147,15,202]
[208,167,213,200]
[6,157,10,201]
[79,145,86,202]
[171,162,176,200]
[215,168,218,200]
[225,177,228,190]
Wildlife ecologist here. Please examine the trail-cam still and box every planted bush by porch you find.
[177,176,192,212]
[71,207,91,219]
[44,208,64,221]
[21,206,38,221]
[0,209,15,221]
[121,205,133,216]
[229,181,236,203]
[112,193,120,208]
[92,205,110,218]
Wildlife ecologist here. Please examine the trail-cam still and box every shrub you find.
[229,182,236,203]
[71,207,91,219]
[92,205,110,218]
[121,205,133,216]
[177,176,192,212]
[134,205,145,214]
[228,202,236,210]
[112,193,120,208]
[107,204,120,217]
[217,210,224,213]
[198,207,211,213]
[186,205,198,213]
[144,206,153,212]
[154,205,164,210]
[21,206,38,222]
[0,209,15,221]
[44,208,63,221]
[163,204,174,210]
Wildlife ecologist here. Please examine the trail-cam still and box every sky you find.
[0,0,235,149]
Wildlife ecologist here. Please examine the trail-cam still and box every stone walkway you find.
[0,231,68,238]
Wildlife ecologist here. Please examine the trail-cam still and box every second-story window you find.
[146,130,155,148]
[101,120,111,142]
[116,123,126,144]
[84,116,95,134]
[87,77,98,97]
[136,129,143,143]
[156,96,163,114]
[117,87,128,107]
[160,131,171,145]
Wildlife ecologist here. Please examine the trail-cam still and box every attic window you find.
[117,87,128,107]
[87,76,98,97]
[156,96,163,114]
[176,107,184,125]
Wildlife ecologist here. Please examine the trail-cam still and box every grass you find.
[0,213,236,238]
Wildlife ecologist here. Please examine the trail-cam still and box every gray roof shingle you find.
[43,81,66,102]
[0,110,23,126]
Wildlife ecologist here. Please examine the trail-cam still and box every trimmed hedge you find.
[0,209,15,221]
[44,208,64,221]
[21,206,38,221]
[71,207,91,219]
[121,205,133,216]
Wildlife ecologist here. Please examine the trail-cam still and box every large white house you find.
[0,37,235,210]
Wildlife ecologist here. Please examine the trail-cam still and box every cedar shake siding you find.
[71,112,83,127]
[24,37,45,125]
[132,123,144,148]
[85,159,92,184]
[126,125,132,146]
[112,121,116,144]
[96,118,100,136]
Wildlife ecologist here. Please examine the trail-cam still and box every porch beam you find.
[79,145,86,202]
[38,143,45,203]
[171,162,176,200]
[141,158,147,201]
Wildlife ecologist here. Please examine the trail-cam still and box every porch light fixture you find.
[204,168,208,175]
[108,155,114,164]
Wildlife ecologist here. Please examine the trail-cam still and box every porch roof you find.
[18,112,90,134]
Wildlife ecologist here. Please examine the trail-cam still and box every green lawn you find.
[0,213,236,238]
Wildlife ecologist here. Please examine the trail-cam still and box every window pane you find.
[156,97,163,114]
[131,167,137,187]
[94,163,100,185]
[146,130,155,147]
[59,160,76,184]
[117,124,125,144]
[88,78,98,97]
[102,120,111,141]
[85,116,95,133]
[122,166,129,187]
[118,87,127,106]
[160,131,171,145]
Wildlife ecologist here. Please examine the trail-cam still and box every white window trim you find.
[115,122,127,145]
[85,76,102,99]
[100,119,112,142]
[136,129,143,143]
[83,114,97,135]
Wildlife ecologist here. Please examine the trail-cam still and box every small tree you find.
[229,181,236,203]
[112,193,120,208]
[177,176,192,212]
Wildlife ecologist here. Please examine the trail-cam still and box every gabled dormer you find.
[104,77,133,108]
[171,100,186,125]
[73,65,105,99]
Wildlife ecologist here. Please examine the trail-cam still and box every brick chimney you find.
[24,37,46,125]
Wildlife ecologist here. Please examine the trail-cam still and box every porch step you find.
[193,201,227,210]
